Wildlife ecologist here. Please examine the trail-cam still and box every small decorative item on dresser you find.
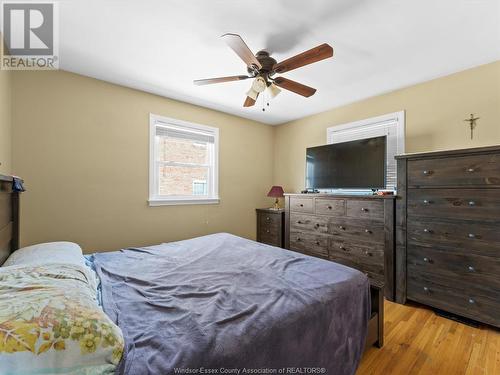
[256,208,285,248]
[267,185,285,210]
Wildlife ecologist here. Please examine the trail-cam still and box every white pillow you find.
[2,241,85,268]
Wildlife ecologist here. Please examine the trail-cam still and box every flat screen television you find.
[306,136,387,190]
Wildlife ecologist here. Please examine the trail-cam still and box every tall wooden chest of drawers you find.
[396,146,500,328]
[284,194,396,300]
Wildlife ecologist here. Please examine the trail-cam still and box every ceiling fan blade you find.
[273,43,333,74]
[243,94,258,107]
[273,77,316,97]
[221,33,262,69]
[194,75,250,86]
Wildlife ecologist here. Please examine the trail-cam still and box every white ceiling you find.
[58,0,500,125]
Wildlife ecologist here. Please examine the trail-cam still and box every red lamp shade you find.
[267,186,284,198]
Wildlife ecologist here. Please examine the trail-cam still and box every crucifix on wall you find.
[464,113,480,140]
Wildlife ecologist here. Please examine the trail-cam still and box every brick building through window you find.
[149,114,219,206]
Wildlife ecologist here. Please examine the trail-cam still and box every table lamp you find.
[267,186,284,210]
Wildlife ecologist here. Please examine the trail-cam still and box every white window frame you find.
[326,111,405,191]
[149,114,220,206]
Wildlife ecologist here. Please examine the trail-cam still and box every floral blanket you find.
[0,263,124,375]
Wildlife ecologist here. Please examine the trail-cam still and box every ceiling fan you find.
[194,34,334,108]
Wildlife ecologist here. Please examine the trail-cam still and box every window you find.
[192,180,207,195]
[326,111,405,191]
[149,114,219,206]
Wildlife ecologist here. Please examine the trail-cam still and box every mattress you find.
[92,233,370,375]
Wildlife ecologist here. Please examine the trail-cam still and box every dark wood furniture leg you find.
[374,286,384,348]
[365,285,384,349]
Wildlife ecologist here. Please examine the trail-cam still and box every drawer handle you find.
[266,217,270,221]
[468,298,475,304]
[423,200,431,205]
[339,245,347,251]
[467,168,476,173]
[361,207,368,212]
[327,205,332,210]
[339,225,345,230]
[423,287,430,293]
[423,170,433,175]
[468,265,475,272]
[297,220,302,224]
[297,237,301,241]
[423,257,430,263]
[423,228,432,233]
[266,230,270,233]
[468,201,476,207]
[364,251,372,257]
[364,229,372,234]
[315,241,321,246]
[468,233,476,239]
[314,223,320,228]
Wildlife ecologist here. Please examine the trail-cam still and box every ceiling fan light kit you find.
[246,87,259,101]
[194,33,334,109]
[268,83,281,98]
[252,76,267,93]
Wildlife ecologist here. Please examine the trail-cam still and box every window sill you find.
[148,197,220,206]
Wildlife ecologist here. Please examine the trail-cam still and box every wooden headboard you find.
[0,174,20,264]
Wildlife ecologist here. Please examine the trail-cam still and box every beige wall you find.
[274,61,500,192]
[10,61,500,251]
[12,70,275,251]
[0,69,12,175]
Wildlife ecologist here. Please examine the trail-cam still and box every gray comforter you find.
[93,233,370,375]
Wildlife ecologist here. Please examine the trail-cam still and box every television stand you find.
[284,193,396,301]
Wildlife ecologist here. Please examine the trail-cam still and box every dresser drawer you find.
[346,200,384,222]
[328,256,384,287]
[328,240,384,284]
[289,231,328,258]
[408,219,500,257]
[289,197,314,213]
[260,222,280,237]
[407,245,500,290]
[314,198,345,216]
[328,217,385,244]
[259,223,279,238]
[408,153,500,187]
[290,213,328,234]
[259,231,280,247]
[258,212,281,227]
[407,272,500,327]
[407,188,500,221]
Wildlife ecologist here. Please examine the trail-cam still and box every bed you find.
[0,175,380,375]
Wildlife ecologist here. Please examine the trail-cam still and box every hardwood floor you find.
[357,300,500,374]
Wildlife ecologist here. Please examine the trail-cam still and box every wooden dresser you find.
[256,208,285,248]
[396,145,500,328]
[284,194,396,300]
